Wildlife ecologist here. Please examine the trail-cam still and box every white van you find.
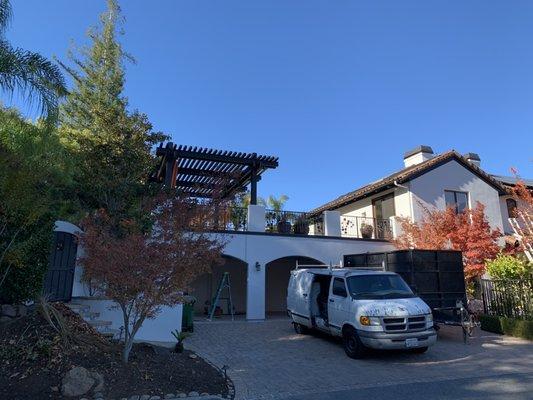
[287,267,437,358]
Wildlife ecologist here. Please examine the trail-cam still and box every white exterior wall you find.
[394,184,413,218]
[69,227,393,332]
[408,160,504,232]
[499,195,513,234]
[71,298,182,342]
[336,195,374,217]
[220,232,394,320]
[335,187,412,220]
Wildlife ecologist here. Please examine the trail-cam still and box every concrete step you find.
[67,303,90,313]
[88,320,112,328]
[100,328,120,339]
[82,311,101,320]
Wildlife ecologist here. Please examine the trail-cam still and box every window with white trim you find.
[444,190,469,214]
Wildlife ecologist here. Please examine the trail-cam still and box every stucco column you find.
[389,216,403,239]
[323,211,341,237]
[246,259,266,320]
[247,204,266,232]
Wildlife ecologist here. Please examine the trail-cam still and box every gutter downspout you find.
[393,180,415,222]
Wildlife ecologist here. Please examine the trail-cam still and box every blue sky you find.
[7,0,533,210]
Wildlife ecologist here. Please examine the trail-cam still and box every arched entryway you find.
[265,256,324,317]
[190,255,248,317]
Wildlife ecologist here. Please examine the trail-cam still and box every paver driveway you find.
[187,317,533,400]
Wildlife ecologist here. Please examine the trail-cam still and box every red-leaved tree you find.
[393,202,501,280]
[79,192,227,363]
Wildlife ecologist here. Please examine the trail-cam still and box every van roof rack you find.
[295,260,343,269]
[295,260,328,269]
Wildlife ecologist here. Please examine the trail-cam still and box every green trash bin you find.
[182,295,196,332]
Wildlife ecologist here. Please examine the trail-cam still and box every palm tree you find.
[0,0,66,121]
[267,194,289,212]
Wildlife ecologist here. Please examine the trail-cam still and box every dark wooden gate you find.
[43,231,78,301]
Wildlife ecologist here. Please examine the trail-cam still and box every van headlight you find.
[426,313,433,322]
[359,316,381,326]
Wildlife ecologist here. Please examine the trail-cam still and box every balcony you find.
[211,205,395,241]
[340,215,393,240]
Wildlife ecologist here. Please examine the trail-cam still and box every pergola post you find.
[250,165,258,205]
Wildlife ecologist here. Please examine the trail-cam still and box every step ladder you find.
[208,272,234,321]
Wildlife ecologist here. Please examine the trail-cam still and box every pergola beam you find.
[151,142,278,201]
[174,149,278,168]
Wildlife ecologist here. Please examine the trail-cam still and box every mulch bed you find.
[0,303,228,400]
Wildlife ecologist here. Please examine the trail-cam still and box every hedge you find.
[480,315,533,340]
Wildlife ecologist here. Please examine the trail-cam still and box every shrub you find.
[480,315,533,340]
[486,253,532,280]
[0,108,72,304]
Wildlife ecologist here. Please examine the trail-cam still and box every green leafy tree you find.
[0,0,66,121]
[0,108,72,303]
[59,0,167,223]
[486,253,532,281]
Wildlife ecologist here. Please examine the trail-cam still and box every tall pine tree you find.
[59,0,167,223]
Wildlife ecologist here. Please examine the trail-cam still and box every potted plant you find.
[266,195,290,233]
[171,329,190,353]
[293,214,310,235]
[360,221,374,239]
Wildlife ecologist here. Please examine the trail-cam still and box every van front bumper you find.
[357,328,437,350]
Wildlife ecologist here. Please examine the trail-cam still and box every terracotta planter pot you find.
[277,220,291,234]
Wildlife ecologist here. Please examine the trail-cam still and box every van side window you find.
[332,278,347,297]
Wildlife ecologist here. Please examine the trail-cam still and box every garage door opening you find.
[190,255,247,318]
[265,256,324,318]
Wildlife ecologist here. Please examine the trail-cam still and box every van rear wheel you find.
[293,322,309,334]
[343,327,366,359]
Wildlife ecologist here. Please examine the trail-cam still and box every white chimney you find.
[464,153,481,167]
[403,145,434,168]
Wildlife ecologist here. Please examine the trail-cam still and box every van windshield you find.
[346,274,415,300]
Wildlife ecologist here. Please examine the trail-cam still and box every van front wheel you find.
[293,322,309,335]
[343,328,366,359]
[412,346,428,354]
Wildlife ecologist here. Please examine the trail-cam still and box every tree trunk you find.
[122,337,134,364]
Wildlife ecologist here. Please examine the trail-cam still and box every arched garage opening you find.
[190,255,247,317]
[265,256,324,317]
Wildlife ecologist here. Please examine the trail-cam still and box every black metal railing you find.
[265,210,322,235]
[481,278,533,320]
[221,206,248,231]
[204,206,248,231]
[340,215,392,240]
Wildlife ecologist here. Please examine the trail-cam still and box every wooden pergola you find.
[150,142,279,204]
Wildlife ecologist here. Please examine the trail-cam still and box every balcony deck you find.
[209,206,394,241]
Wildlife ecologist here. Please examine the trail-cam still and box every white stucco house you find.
[308,145,531,244]
[48,144,530,342]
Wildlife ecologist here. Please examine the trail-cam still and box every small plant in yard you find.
[171,330,190,353]
[79,192,227,364]
[486,253,532,281]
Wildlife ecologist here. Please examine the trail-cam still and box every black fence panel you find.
[481,279,532,320]
[344,249,466,309]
